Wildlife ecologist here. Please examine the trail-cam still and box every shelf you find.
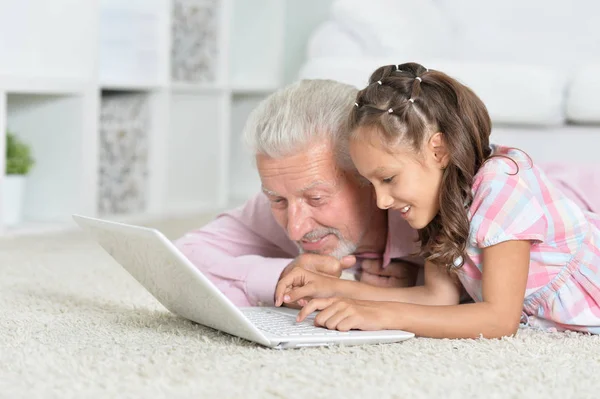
[99,0,166,90]
[4,93,92,225]
[231,83,279,95]
[165,91,229,210]
[171,0,223,84]
[1,202,223,237]
[100,82,167,92]
[118,201,223,223]
[98,92,151,216]
[0,0,96,90]
[170,82,227,93]
[0,0,291,236]
[0,76,89,95]
[229,93,263,201]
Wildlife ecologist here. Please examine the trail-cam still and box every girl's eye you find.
[382,176,395,184]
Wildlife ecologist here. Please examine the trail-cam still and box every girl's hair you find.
[348,62,493,270]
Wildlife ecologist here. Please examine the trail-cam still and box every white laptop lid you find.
[72,215,270,346]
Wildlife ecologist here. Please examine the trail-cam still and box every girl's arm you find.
[277,259,462,306]
[336,260,462,305]
[379,240,531,338]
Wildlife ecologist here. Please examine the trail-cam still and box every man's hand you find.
[275,268,342,307]
[359,259,420,288]
[280,253,356,280]
[277,254,355,308]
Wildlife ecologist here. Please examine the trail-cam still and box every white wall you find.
[227,0,334,204]
[282,0,333,84]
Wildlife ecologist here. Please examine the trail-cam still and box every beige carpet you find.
[2,214,600,399]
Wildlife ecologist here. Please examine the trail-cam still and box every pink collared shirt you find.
[174,193,419,307]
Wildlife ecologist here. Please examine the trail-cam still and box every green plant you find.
[6,131,35,175]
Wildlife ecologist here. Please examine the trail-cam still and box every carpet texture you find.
[1,214,600,399]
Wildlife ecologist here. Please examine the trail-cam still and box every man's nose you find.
[286,202,312,241]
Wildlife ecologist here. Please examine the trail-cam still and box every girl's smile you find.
[348,127,447,230]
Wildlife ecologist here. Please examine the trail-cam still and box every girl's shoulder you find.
[468,145,548,248]
[472,144,536,191]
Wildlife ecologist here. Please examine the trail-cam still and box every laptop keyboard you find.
[242,309,349,337]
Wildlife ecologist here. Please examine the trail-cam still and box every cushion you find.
[566,64,600,123]
[435,0,600,67]
[331,0,454,60]
[299,57,567,125]
[306,21,364,59]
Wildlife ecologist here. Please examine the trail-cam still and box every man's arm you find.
[174,193,298,307]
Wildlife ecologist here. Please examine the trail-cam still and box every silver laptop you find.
[73,214,414,349]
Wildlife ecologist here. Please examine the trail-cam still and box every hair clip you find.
[409,98,415,103]
[354,102,359,107]
[388,108,394,113]
[415,77,422,82]
[377,80,382,85]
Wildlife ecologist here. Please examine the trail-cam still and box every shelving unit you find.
[0,0,285,236]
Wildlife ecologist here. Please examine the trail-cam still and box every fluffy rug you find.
[1,214,599,399]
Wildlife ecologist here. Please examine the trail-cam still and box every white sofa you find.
[299,0,600,163]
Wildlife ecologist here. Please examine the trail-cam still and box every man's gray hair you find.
[243,79,358,167]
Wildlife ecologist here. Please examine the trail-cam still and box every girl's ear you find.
[428,132,449,169]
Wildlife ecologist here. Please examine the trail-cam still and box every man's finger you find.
[386,262,418,278]
[340,255,356,269]
[360,259,386,275]
[360,271,392,287]
[362,259,417,278]
[360,271,415,288]
[297,255,339,276]
[315,256,350,276]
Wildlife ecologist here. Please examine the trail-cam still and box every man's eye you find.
[271,198,286,204]
[382,176,395,184]
[311,197,322,202]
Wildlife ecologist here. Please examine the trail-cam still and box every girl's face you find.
[349,126,448,230]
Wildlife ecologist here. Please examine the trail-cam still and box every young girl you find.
[274,62,600,339]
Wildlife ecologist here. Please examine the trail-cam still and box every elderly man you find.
[175,79,600,307]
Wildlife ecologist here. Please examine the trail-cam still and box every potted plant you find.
[3,130,35,226]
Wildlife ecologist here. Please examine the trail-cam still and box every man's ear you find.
[428,132,449,169]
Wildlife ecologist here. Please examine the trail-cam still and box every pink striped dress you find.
[458,145,600,333]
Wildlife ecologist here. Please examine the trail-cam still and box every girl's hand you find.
[297,297,389,331]
[274,268,341,307]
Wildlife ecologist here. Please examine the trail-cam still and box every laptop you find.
[72,214,414,349]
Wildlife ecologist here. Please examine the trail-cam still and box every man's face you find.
[257,140,373,259]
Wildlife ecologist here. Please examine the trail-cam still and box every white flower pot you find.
[2,174,26,227]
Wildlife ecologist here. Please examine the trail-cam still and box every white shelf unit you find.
[0,0,284,236]
[1,88,99,234]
